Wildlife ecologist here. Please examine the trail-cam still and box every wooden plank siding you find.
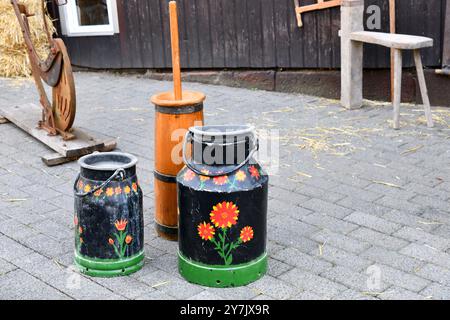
[59,0,446,69]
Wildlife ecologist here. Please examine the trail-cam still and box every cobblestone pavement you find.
[0,72,449,300]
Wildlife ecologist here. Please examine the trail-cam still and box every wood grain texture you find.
[59,0,445,69]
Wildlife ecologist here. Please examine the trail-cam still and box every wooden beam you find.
[390,0,396,102]
[169,1,182,100]
[294,0,342,27]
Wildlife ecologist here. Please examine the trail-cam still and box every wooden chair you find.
[340,0,434,129]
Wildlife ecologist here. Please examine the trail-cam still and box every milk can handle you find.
[73,168,126,198]
[182,131,259,177]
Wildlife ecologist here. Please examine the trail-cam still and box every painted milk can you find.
[177,125,268,287]
[73,152,144,277]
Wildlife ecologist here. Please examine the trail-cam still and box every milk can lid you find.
[78,152,138,171]
[189,125,255,144]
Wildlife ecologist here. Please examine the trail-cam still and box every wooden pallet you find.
[0,103,117,166]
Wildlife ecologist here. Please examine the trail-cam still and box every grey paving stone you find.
[292,291,329,300]
[344,211,402,234]
[206,286,260,300]
[267,257,293,278]
[420,283,450,300]
[300,198,353,219]
[93,277,153,300]
[349,227,409,251]
[310,229,371,254]
[272,247,332,274]
[0,258,16,275]
[415,264,450,287]
[0,235,33,261]
[382,210,438,233]
[302,213,358,234]
[248,275,299,300]
[393,226,450,251]
[375,196,423,214]
[337,196,391,216]
[332,184,382,202]
[136,290,176,300]
[0,269,70,300]
[411,195,450,213]
[189,290,226,300]
[334,289,379,300]
[20,233,72,258]
[400,243,450,269]
[376,264,430,292]
[268,226,318,253]
[311,245,373,271]
[139,269,202,299]
[379,287,427,300]
[321,265,389,293]
[279,268,348,299]
[268,215,318,237]
[360,246,424,273]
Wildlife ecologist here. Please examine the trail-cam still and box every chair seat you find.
[349,31,433,49]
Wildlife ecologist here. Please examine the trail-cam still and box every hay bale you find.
[0,0,55,78]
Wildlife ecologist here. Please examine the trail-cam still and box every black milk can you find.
[73,152,144,277]
[177,125,268,288]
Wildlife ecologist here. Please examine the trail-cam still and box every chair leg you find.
[413,50,434,128]
[392,49,402,130]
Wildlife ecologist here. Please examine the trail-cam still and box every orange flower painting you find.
[93,188,103,197]
[183,169,196,182]
[114,219,128,231]
[198,222,215,241]
[249,166,260,180]
[106,188,114,197]
[213,175,228,186]
[210,201,239,229]
[240,226,254,243]
[125,235,133,245]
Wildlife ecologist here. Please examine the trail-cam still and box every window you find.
[59,0,119,37]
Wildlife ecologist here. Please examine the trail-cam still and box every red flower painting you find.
[249,166,260,180]
[240,226,254,243]
[210,201,239,229]
[197,222,215,241]
[213,175,228,186]
[114,219,128,231]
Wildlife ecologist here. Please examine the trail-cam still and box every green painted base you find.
[178,252,267,288]
[74,251,144,278]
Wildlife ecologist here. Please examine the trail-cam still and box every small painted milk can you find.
[177,125,268,287]
[73,152,144,277]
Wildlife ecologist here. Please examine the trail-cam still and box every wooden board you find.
[0,103,117,161]
[0,116,9,124]
[42,139,117,166]
[350,31,433,50]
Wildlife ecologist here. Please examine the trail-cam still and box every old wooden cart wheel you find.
[52,39,76,132]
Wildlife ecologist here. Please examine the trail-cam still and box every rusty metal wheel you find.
[52,39,76,132]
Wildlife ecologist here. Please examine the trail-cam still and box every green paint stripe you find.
[178,252,267,288]
[74,251,144,271]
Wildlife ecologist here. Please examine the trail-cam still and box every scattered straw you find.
[288,126,382,158]
[401,145,424,156]
[0,0,55,77]
[371,181,402,189]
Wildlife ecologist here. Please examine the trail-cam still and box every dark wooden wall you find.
[59,0,446,69]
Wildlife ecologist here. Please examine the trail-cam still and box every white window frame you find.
[58,0,119,37]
